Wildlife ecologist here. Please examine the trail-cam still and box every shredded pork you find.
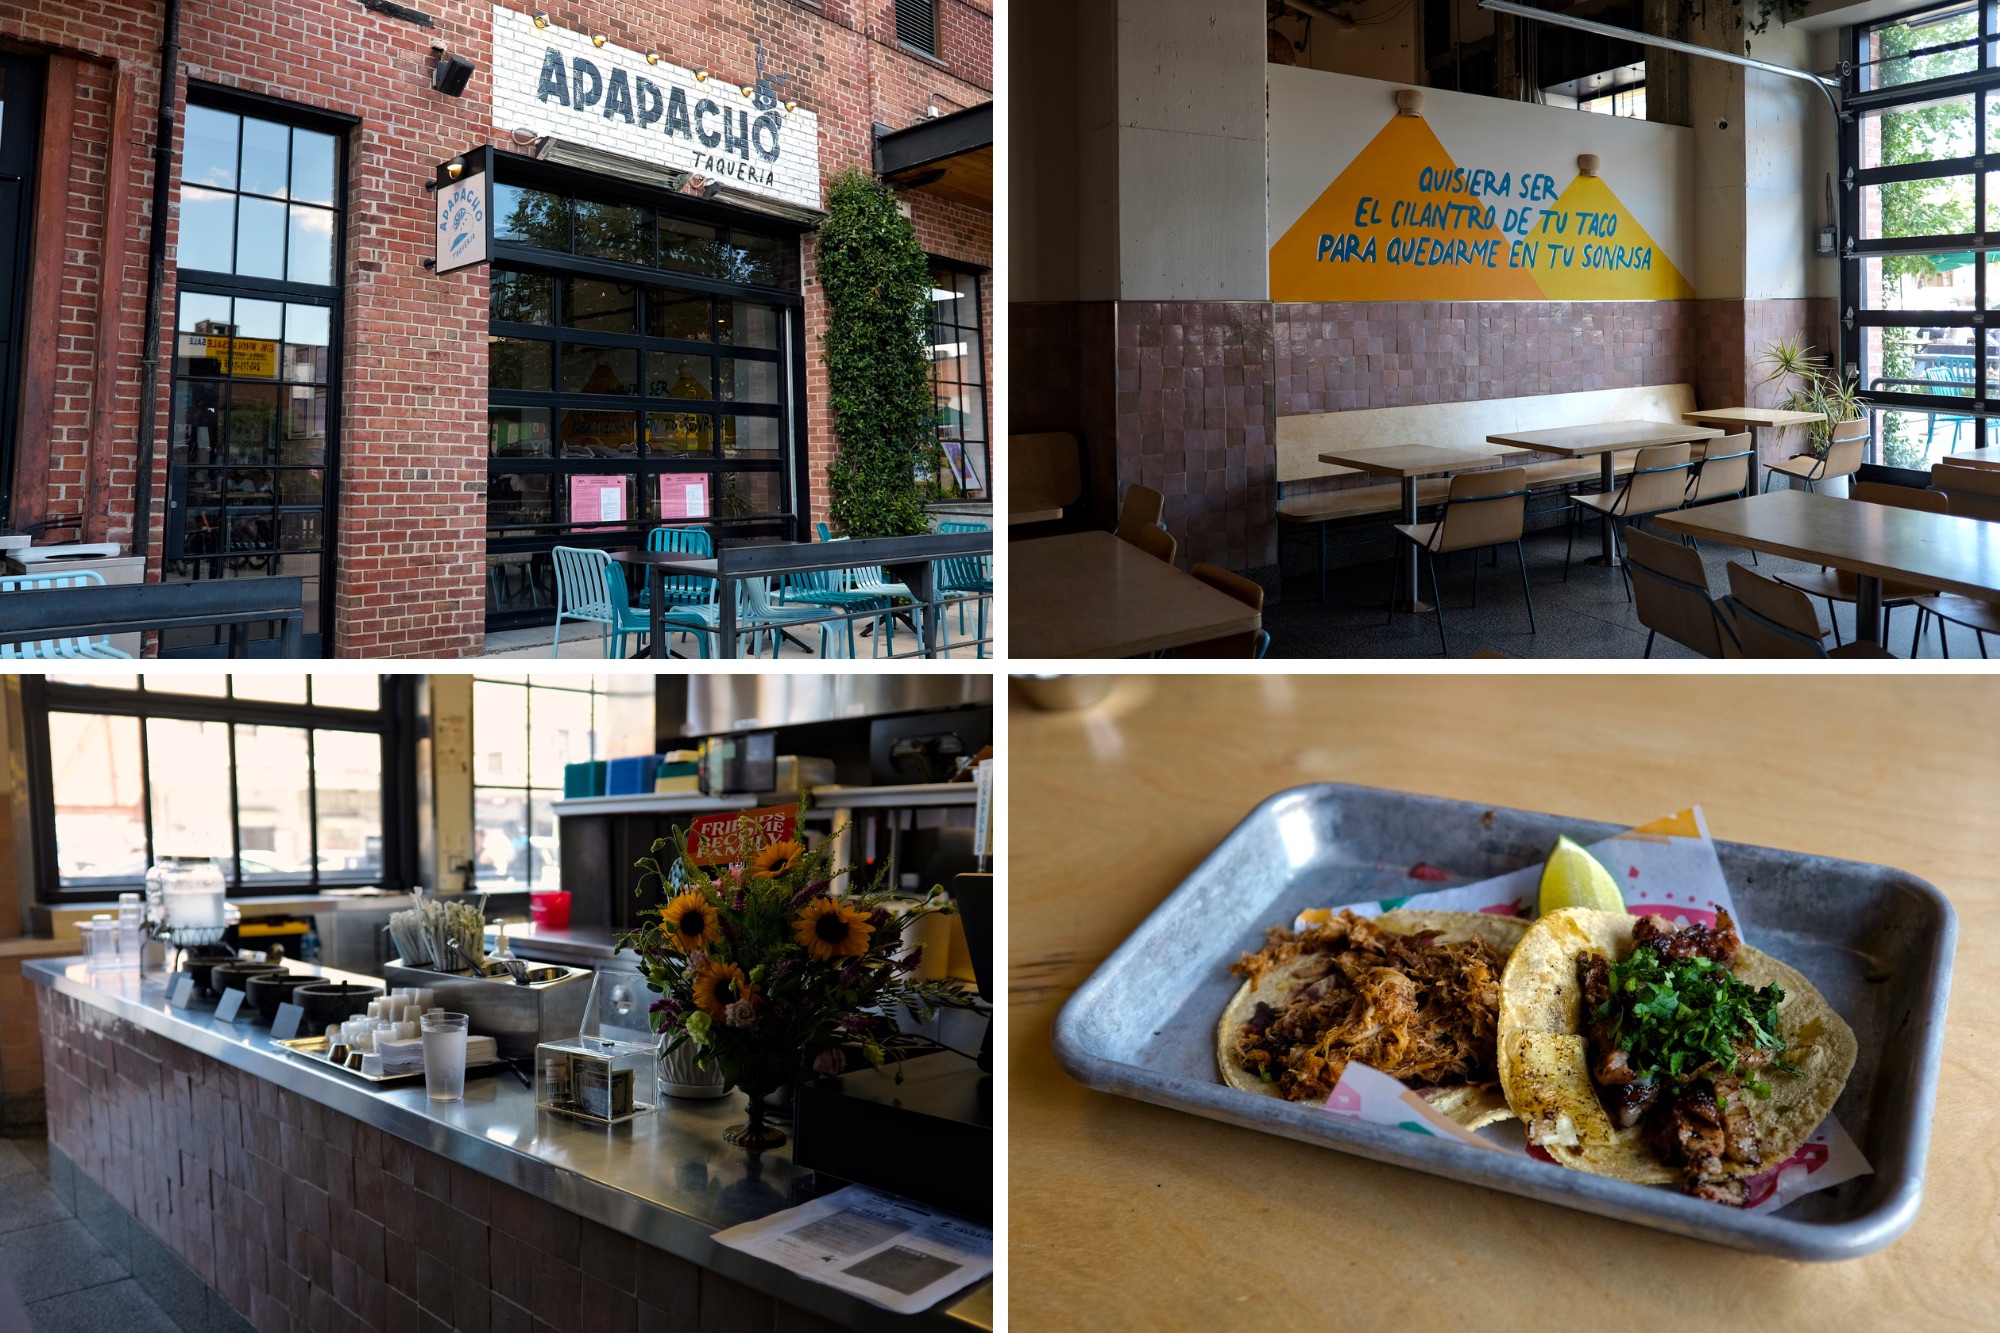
[1228,912,1506,1102]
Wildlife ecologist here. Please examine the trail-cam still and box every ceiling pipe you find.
[1476,0,1842,120]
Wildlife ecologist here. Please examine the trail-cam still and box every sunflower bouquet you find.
[620,806,965,1144]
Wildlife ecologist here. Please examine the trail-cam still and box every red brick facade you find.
[0,0,991,656]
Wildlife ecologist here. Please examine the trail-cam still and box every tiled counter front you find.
[38,988,842,1333]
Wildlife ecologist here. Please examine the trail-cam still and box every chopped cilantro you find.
[1594,944,1792,1088]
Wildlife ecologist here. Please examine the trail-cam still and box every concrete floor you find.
[482,606,991,659]
[1264,518,1987,660]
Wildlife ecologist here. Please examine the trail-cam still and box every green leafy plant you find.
[1756,337,1864,457]
[1596,946,1794,1098]
[817,170,943,537]
[619,804,966,1092]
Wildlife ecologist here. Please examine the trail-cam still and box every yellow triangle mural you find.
[1270,113,1692,302]
[1272,114,1543,301]
[1529,173,1693,299]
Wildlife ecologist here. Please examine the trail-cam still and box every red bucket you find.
[529,891,571,929]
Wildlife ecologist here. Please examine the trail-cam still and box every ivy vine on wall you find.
[817,169,941,538]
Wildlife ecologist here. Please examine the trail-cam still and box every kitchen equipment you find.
[245,972,313,1021]
[868,710,992,785]
[180,948,237,1000]
[773,755,836,794]
[381,958,592,1059]
[292,981,383,1030]
[208,961,282,1000]
[1051,782,1957,1261]
[701,732,774,795]
[155,858,228,942]
[530,892,571,929]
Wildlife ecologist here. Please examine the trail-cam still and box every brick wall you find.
[1,0,990,656]
[39,988,847,1333]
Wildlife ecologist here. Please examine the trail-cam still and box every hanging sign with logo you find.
[686,805,797,866]
[434,145,494,273]
[489,4,821,212]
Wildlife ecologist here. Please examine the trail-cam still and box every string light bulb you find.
[783,100,797,112]
[445,156,465,180]
[740,84,754,97]
[694,68,709,81]
[646,51,661,64]
[531,10,548,27]
[591,32,607,47]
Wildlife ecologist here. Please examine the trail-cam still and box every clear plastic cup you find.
[421,1011,470,1102]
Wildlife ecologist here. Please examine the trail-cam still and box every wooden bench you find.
[1273,385,1695,599]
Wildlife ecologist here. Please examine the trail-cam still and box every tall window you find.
[896,0,940,57]
[485,176,803,629]
[472,676,648,892]
[929,262,987,495]
[168,93,349,655]
[1843,2,1997,465]
[30,675,393,900]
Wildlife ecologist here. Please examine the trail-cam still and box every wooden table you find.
[1486,420,1722,566]
[1009,507,1064,525]
[1944,446,2000,471]
[1317,444,1530,613]
[609,550,715,659]
[1683,406,1823,458]
[1656,489,2000,645]
[1010,530,1260,657]
[1011,674,2000,1331]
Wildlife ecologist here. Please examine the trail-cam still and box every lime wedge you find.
[1538,835,1625,914]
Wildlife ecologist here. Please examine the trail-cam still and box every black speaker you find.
[431,53,476,97]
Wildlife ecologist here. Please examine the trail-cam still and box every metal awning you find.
[874,102,992,209]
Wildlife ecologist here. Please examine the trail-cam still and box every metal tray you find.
[1051,782,1956,1261]
[273,1035,506,1087]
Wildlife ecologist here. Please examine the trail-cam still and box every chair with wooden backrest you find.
[1677,430,1758,563]
[1775,481,1941,649]
[1125,523,1176,564]
[1723,562,1894,658]
[1931,461,2000,521]
[1764,418,1867,493]
[1168,563,1269,658]
[1010,433,1083,522]
[1565,442,1692,599]
[1621,528,1740,659]
[1393,465,1534,656]
[1114,483,1165,543]
[1889,478,1999,656]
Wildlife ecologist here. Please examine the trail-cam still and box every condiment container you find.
[534,1037,651,1123]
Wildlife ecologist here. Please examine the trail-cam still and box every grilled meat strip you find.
[1582,911,1768,1206]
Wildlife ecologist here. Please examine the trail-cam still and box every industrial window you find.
[1842,1,2000,464]
[929,262,987,495]
[484,174,804,630]
[26,675,399,901]
[896,0,940,58]
[168,94,350,655]
[470,676,652,892]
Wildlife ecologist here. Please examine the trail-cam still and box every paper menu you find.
[571,475,626,524]
[1281,806,1873,1211]
[709,1185,990,1315]
[659,475,709,519]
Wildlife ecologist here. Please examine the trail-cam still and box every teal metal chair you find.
[1927,355,1977,454]
[0,569,133,659]
[641,526,720,656]
[550,546,711,658]
[933,519,992,656]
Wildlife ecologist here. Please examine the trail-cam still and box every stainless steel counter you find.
[490,921,627,966]
[27,957,989,1331]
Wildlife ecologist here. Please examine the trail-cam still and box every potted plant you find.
[620,805,964,1150]
[1757,338,1865,458]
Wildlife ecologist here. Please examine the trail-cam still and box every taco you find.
[1497,907,1856,1205]
[1217,909,1530,1129]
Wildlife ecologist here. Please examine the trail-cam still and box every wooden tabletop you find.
[1010,530,1260,657]
[1316,443,1529,478]
[1486,419,1723,457]
[1655,490,2000,601]
[1683,407,1826,430]
[1945,447,2000,471]
[1011,675,2000,1330]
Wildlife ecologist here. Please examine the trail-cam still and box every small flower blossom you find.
[839,1013,878,1032]
[685,949,709,973]
[838,961,862,988]
[723,999,758,1028]
[812,1048,846,1076]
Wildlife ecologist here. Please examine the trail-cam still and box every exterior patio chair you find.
[1764,418,1866,493]
[1722,563,1893,658]
[0,569,133,660]
[550,546,710,659]
[934,519,992,657]
[1395,466,1535,656]
[1565,443,1693,599]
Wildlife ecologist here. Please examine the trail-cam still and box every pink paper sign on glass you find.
[659,475,710,519]
[571,475,626,524]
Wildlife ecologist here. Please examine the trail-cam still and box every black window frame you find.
[164,82,357,657]
[23,675,419,904]
[927,256,988,496]
[483,152,812,632]
[1840,0,2000,458]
